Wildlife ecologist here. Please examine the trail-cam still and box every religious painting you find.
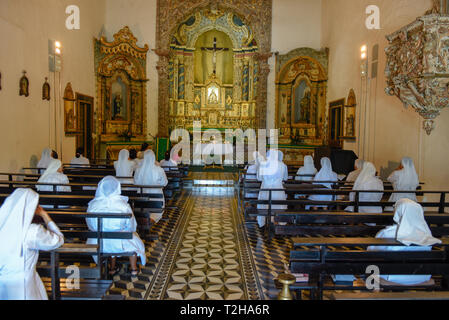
[342,89,357,139]
[63,82,77,134]
[329,98,345,148]
[207,84,220,105]
[19,71,29,97]
[293,79,311,124]
[111,77,128,121]
[42,77,50,101]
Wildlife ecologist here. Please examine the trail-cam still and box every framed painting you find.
[341,89,357,140]
[63,82,77,134]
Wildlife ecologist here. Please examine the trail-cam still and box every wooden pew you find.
[247,188,449,238]
[289,237,449,300]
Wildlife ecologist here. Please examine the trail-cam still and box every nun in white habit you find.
[86,176,146,276]
[245,151,263,199]
[346,159,364,183]
[36,159,71,193]
[0,189,64,300]
[387,157,420,209]
[368,198,441,285]
[306,157,338,210]
[256,149,289,228]
[159,149,178,171]
[345,162,384,213]
[114,149,137,186]
[36,148,53,173]
[295,155,317,182]
[134,150,168,224]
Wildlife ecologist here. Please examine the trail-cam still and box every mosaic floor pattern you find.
[145,186,263,300]
[107,173,291,300]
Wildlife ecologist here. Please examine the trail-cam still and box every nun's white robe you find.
[294,155,317,199]
[70,155,90,166]
[368,199,441,285]
[345,162,384,214]
[256,150,288,228]
[85,176,146,265]
[134,150,168,223]
[307,157,338,209]
[0,189,64,300]
[114,149,137,187]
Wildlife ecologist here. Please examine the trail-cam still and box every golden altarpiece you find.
[275,48,329,165]
[94,27,149,159]
[167,8,259,134]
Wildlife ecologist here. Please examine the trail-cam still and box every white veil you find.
[397,157,419,191]
[114,149,135,177]
[37,148,52,169]
[38,159,62,183]
[134,150,159,186]
[393,198,441,246]
[296,155,317,179]
[0,189,39,275]
[353,161,377,190]
[314,157,337,188]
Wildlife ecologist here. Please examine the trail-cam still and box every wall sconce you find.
[360,44,368,77]
[49,40,62,72]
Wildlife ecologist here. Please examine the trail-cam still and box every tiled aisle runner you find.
[144,186,263,300]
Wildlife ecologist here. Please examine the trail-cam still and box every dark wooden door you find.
[75,93,94,160]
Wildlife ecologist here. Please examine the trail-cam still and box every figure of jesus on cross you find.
[201,37,229,76]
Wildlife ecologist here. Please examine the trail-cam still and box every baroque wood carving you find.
[94,26,149,154]
[156,0,272,137]
[385,12,449,134]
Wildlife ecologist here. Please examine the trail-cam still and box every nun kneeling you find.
[368,198,441,285]
[86,176,146,276]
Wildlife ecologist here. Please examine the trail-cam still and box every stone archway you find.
[155,0,272,137]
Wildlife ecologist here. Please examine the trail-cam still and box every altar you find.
[193,142,234,166]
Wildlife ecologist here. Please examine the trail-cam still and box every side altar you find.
[94,26,149,159]
[274,48,329,165]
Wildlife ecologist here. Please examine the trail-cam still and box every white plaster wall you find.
[0,0,106,171]
[322,0,449,190]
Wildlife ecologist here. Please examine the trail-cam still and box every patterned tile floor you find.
[108,173,289,300]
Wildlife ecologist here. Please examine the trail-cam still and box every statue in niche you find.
[300,90,311,123]
[346,114,355,137]
[113,93,123,120]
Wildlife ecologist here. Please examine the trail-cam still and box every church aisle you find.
[143,186,264,300]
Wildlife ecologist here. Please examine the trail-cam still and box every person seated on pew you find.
[306,157,338,210]
[368,198,441,285]
[134,150,168,224]
[256,149,288,229]
[114,149,137,186]
[295,155,317,182]
[244,151,263,199]
[36,148,54,173]
[159,149,178,171]
[137,142,150,160]
[36,159,71,193]
[345,161,384,214]
[0,189,64,300]
[86,176,146,277]
[386,157,420,211]
[70,147,90,166]
[294,155,317,200]
[346,159,364,183]
[129,148,140,168]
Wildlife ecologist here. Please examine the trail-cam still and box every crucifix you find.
[201,37,229,76]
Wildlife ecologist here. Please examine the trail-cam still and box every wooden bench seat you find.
[289,237,449,300]
[41,278,115,300]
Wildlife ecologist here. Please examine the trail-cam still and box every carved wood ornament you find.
[386,1,449,134]
[156,0,272,137]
